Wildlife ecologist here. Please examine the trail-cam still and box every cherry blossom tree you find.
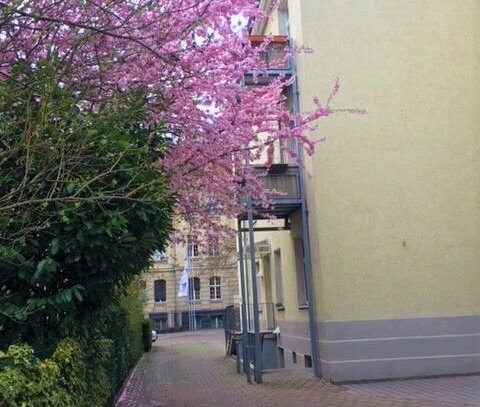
[0,0,342,241]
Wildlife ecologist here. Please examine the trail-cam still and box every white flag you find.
[178,258,190,297]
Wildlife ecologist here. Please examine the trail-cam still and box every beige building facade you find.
[241,0,480,382]
[142,238,239,331]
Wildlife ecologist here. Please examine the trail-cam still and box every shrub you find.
[0,337,131,407]
[142,319,152,352]
[0,64,173,346]
[52,339,87,405]
[85,338,114,407]
[0,344,74,407]
[0,280,146,407]
[90,280,145,392]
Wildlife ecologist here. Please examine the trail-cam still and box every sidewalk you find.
[116,330,479,407]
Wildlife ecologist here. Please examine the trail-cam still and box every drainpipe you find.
[299,188,320,377]
[291,61,321,378]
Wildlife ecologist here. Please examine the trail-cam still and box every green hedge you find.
[142,318,152,352]
[0,337,124,407]
[0,280,146,407]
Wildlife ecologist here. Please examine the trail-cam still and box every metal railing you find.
[246,302,276,332]
[253,165,300,200]
[249,35,291,70]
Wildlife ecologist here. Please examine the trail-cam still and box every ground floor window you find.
[189,277,200,301]
[210,315,223,329]
[151,316,167,331]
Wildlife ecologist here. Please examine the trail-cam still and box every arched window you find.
[209,276,221,300]
[189,277,200,300]
[154,279,166,302]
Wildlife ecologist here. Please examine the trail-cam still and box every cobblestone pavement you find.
[116,330,479,407]
[344,375,480,406]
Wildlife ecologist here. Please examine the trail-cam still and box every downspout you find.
[252,0,274,35]
[291,59,321,378]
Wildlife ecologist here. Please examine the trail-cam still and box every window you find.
[154,279,166,302]
[206,197,218,217]
[304,355,312,368]
[294,239,308,306]
[209,276,221,300]
[187,235,199,257]
[210,315,223,328]
[208,238,219,256]
[189,277,200,300]
[152,250,166,262]
[151,315,167,331]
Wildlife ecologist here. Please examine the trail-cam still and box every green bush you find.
[85,338,114,407]
[52,339,87,404]
[142,318,152,352]
[0,343,75,407]
[0,336,132,407]
[0,63,173,346]
[0,280,146,407]
[92,280,145,391]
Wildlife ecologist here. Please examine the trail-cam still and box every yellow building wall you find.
[252,2,309,327]
[289,0,480,321]
[256,224,310,325]
[143,236,239,321]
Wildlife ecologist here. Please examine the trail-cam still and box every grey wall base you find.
[278,315,480,382]
[320,315,480,382]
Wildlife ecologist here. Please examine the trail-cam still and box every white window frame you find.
[154,279,167,303]
[187,235,199,257]
[209,276,221,300]
[189,277,200,301]
[208,239,219,256]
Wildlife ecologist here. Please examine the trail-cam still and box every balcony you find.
[258,164,300,200]
[249,35,290,69]
[246,35,293,85]
[239,164,302,221]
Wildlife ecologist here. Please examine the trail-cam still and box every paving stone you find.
[344,375,480,406]
[116,330,479,407]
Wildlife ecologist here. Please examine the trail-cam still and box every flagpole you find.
[188,254,192,331]
[192,253,196,330]
[178,253,191,330]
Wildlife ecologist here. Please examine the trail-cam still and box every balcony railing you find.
[247,302,276,332]
[225,303,276,334]
[253,164,301,201]
[248,35,291,71]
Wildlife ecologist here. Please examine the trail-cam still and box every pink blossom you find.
[0,0,350,239]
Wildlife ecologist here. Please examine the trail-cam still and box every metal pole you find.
[237,220,251,383]
[300,199,320,377]
[192,255,196,330]
[243,230,251,330]
[173,258,177,330]
[187,255,191,330]
[247,197,262,384]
